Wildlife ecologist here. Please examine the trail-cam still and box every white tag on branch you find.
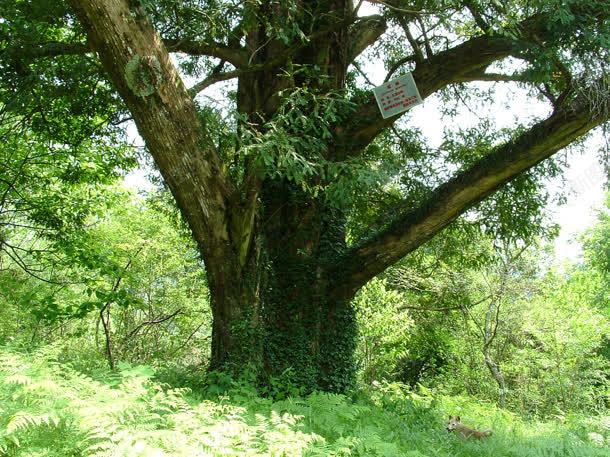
[373,73,423,119]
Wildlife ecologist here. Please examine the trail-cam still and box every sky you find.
[550,145,606,262]
[127,2,608,264]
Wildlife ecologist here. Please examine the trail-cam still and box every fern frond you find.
[6,411,60,434]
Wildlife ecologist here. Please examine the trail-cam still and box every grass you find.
[0,346,607,456]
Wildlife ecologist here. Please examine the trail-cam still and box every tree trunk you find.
[207,180,357,391]
[204,0,357,391]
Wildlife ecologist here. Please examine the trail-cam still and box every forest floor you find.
[0,346,607,457]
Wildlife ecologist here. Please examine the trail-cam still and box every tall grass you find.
[0,346,607,456]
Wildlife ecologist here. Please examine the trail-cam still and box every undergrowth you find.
[0,346,607,456]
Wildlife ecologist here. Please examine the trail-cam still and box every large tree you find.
[1,0,608,390]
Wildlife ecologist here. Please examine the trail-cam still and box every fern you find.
[6,412,60,434]
[0,347,607,456]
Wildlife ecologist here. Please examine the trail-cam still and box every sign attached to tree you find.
[373,73,423,119]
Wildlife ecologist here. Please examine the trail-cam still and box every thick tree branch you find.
[0,42,90,59]
[5,14,372,87]
[163,38,248,67]
[339,2,608,155]
[187,60,235,97]
[333,12,572,157]
[329,78,609,300]
[68,0,236,260]
[1,38,248,68]
[455,72,530,83]
[334,33,527,156]
[348,15,387,62]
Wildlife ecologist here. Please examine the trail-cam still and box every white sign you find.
[373,73,423,119]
